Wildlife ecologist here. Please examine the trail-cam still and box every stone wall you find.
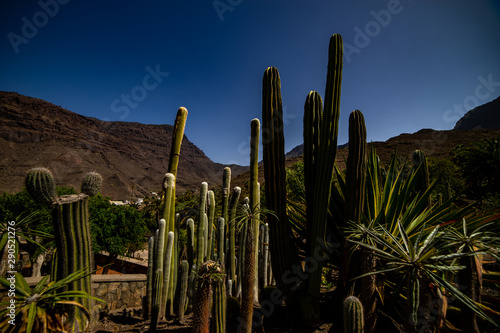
[0,274,147,312]
[91,274,146,311]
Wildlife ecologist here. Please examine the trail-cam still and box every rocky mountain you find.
[0,91,246,199]
[454,95,500,130]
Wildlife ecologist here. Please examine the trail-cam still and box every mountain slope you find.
[0,91,245,199]
[454,95,500,130]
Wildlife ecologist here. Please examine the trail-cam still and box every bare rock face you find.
[454,95,500,130]
[0,91,245,199]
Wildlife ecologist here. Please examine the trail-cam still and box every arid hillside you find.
[0,91,246,199]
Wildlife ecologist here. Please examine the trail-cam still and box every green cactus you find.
[345,110,367,226]
[151,268,164,330]
[212,273,226,333]
[207,190,216,260]
[217,217,225,261]
[80,171,103,196]
[178,260,189,319]
[187,218,195,269]
[25,167,102,331]
[145,236,155,320]
[343,296,364,333]
[25,167,56,205]
[160,231,175,319]
[197,182,208,268]
[228,186,241,294]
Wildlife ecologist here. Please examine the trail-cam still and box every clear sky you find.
[1,1,500,166]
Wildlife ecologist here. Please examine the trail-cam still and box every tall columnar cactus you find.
[178,260,189,319]
[207,190,216,260]
[305,34,343,317]
[345,110,367,227]
[217,217,225,260]
[160,231,175,319]
[187,218,195,269]
[228,186,241,293]
[151,268,163,331]
[197,182,208,268]
[145,236,155,320]
[25,168,101,331]
[239,118,261,333]
[261,67,301,306]
[212,273,226,333]
[343,296,364,333]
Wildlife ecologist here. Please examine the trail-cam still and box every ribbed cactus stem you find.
[261,67,300,304]
[187,264,197,314]
[151,268,163,330]
[145,235,155,320]
[345,110,367,225]
[160,231,174,319]
[162,173,176,232]
[207,190,216,260]
[155,219,167,276]
[306,34,343,321]
[167,107,188,179]
[187,218,195,269]
[240,210,255,333]
[197,182,208,268]
[343,296,364,333]
[262,223,269,287]
[178,260,189,319]
[228,186,241,293]
[25,167,56,205]
[213,276,226,333]
[80,171,103,196]
[217,217,225,261]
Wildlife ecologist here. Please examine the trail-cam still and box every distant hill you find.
[454,95,500,130]
[0,91,246,199]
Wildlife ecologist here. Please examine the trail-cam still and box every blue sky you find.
[1,1,500,166]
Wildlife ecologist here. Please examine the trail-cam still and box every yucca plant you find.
[0,268,104,333]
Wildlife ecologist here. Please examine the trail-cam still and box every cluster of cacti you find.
[261,34,344,326]
[25,167,102,331]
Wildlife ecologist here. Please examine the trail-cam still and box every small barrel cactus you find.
[80,171,103,196]
[25,167,56,205]
[343,295,364,333]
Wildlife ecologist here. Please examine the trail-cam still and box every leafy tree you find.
[452,138,500,197]
[89,195,148,273]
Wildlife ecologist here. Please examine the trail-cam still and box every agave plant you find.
[442,218,500,332]
[348,219,498,333]
[0,268,103,333]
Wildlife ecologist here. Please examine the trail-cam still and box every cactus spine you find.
[80,171,103,197]
[160,231,175,319]
[343,296,364,333]
[207,190,216,260]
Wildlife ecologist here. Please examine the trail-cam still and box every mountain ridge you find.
[0,91,246,199]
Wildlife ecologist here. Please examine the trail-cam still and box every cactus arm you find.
[228,186,241,292]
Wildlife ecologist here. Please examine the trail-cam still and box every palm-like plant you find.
[0,268,103,333]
